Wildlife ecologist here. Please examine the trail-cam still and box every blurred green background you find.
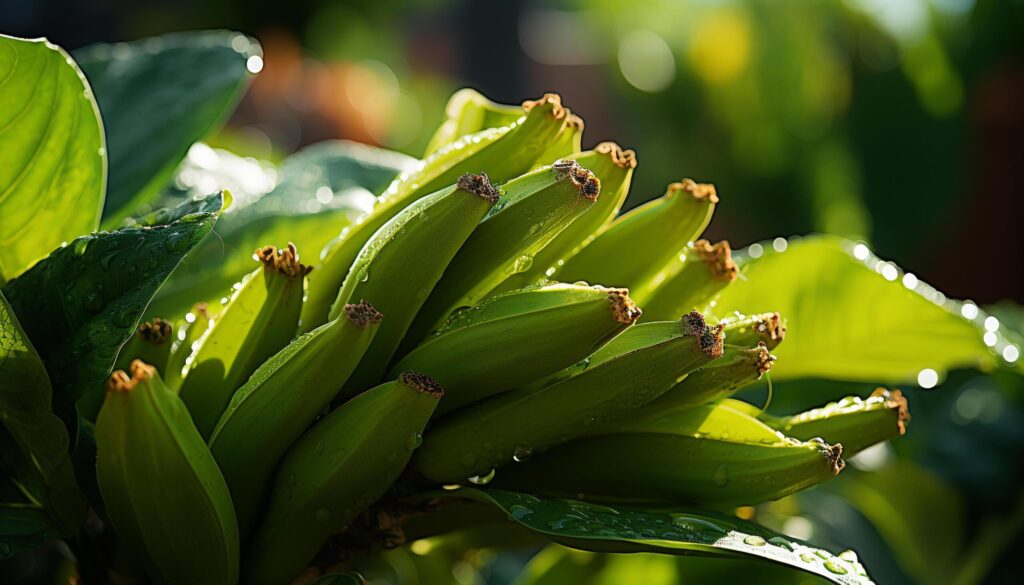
[3,1,1023,584]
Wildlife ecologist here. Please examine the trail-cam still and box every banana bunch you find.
[95,89,912,584]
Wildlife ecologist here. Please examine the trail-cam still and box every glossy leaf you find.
[435,488,873,585]
[147,141,413,318]
[714,235,1019,382]
[1,194,224,422]
[0,35,105,284]
[74,31,258,225]
[0,291,86,535]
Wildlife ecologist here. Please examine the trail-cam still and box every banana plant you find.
[0,30,1020,585]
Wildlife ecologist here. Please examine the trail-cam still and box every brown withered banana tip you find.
[754,312,786,346]
[552,160,601,200]
[344,300,384,328]
[754,341,776,376]
[106,359,157,393]
[873,387,911,435]
[137,319,173,344]
[399,371,446,399]
[456,173,500,203]
[563,109,585,131]
[683,310,725,358]
[670,178,719,204]
[255,242,314,279]
[694,239,739,282]
[826,442,845,475]
[608,289,643,324]
[594,141,638,170]
[521,93,568,120]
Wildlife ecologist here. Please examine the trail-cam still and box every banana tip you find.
[670,178,718,204]
[553,160,601,201]
[344,301,384,328]
[564,109,585,131]
[694,240,738,282]
[827,443,845,476]
[683,311,725,358]
[138,318,173,344]
[106,359,156,393]
[873,388,911,436]
[522,92,566,120]
[754,342,776,377]
[457,172,500,203]
[608,289,642,324]
[399,371,445,399]
[755,312,786,346]
[595,141,638,170]
[256,242,313,279]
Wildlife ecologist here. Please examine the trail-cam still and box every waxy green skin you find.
[400,164,601,352]
[327,181,496,399]
[495,144,637,294]
[422,88,525,156]
[414,319,720,484]
[301,97,572,333]
[391,283,639,416]
[96,366,238,585]
[208,305,380,538]
[179,255,305,438]
[246,375,441,585]
[717,312,786,351]
[113,320,173,375]
[555,180,717,303]
[162,304,212,391]
[494,402,843,508]
[641,242,735,321]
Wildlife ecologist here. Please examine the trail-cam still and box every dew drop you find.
[468,468,496,485]
[823,560,848,575]
[511,255,534,274]
[743,535,766,546]
[406,432,423,450]
[83,290,105,314]
[513,445,533,462]
[357,266,369,282]
[838,550,859,562]
[768,537,794,551]
[713,464,729,486]
[800,553,816,563]
[509,505,533,520]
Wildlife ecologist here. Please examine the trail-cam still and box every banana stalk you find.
[163,303,212,391]
[754,388,910,458]
[301,94,574,333]
[114,318,174,373]
[209,302,382,538]
[390,282,642,416]
[493,401,845,508]
[414,311,724,484]
[555,179,718,302]
[246,372,444,585]
[179,244,310,438]
[96,361,238,585]
[400,161,602,351]
[327,174,499,399]
[718,311,787,350]
[423,88,526,156]
[640,240,739,321]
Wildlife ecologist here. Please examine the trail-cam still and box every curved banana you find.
[640,239,739,321]
[423,88,524,156]
[163,303,212,391]
[96,360,238,585]
[245,372,443,585]
[718,311,786,350]
[114,318,174,374]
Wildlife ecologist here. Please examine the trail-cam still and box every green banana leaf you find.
[0,502,62,560]
[714,235,1020,383]
[432,488,873,585]
[0,34,105,284]
[1,194,225,423]
[73,31,258,226]
[0,292,86,536]
[146,140,414,319]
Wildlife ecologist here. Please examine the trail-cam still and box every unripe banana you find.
[718,311,786,350]
[96,360,239,585]
[493,400,844,508]
[400,161,602,351]
[179,243,310,438]
[414,311,724,484]
[302,93,573,333]
[390,282,642,416]
[532,110,585,168]
[754,388,909,458]
[327,174,499,399]
[641,239,739,321]
[555,179,718,302]
[495,142,637,293]
[163,303,212,391]
[245,372,444,585]
[114,318,174,373]
[209,301,382,538]
[423,88,526,156]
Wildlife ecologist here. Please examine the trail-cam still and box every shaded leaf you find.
[0,502,62,560]
[1,194,224,422]
[714,235,1019,382]
[0,292,86,535]
[74,31,258,225]
[434,488,873,585]
[147,140,414,318]
[0,34,105,284]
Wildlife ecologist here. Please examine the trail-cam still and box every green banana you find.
[114,318,174,373]
[493,400,844,508]
[718,311,786,350]
[390,282,642,416]
[494,142,638,293]
[422,88,525,156]
[753,388,909,458]
[641,239,739,321]
[532,109,585,168]
[163,303,212,391]
[400,161,602,351]
[96,360,238,585]
[301,93,574,333]
[327,173,499,399]
[414,311,724,484]
[209,301,382,538]
[245,372,444,585]
[179,243,310,438]
[555,179,718,302]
